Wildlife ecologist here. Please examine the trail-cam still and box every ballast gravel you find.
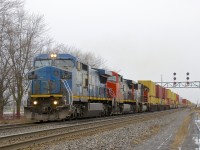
[46,109,191,150]
[0,123,74,138]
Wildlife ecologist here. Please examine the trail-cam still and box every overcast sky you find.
[25,0,200,103]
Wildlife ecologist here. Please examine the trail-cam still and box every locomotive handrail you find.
[61,80,71,106]
[66,81,73,106]
[61,80,73,109]
[24,80,32,93]
[23,80,32,107]
[107,88,115,98]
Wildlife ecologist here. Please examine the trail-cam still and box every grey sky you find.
[25,0,200,103]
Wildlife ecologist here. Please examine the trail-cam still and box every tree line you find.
[0,0,105,119]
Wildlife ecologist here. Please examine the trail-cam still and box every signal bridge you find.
[155,81,200,88]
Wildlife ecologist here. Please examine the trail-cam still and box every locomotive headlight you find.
[50,54,57,58]
[33,100,38,105]
[53,100,58,105]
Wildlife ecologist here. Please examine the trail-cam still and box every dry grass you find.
[170,113,192,150]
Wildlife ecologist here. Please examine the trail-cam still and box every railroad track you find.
[0,114,140,131]
[0,109,179,150]
[0,123,39,131]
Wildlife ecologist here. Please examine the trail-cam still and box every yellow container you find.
[148,96,153,104]
[152,97,161,105]
[156,98,161,104]
[158,98,161,104]
[161,99,164,105]
[171,92,174,100]
[164,99,167,105]
[171,99,174,105]
[163,99,166,105]
[153,97,158,104]
[138,80,156,97]
[148,97,157,104]
[170,92,175,105]
[166,89,172,99]
[172,92,176,101]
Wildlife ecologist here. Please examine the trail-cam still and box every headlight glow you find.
[50,54,57,58]
[33,101,38,105]
[53,100,58,105]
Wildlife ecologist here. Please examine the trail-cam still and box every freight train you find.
[24,53,191,121]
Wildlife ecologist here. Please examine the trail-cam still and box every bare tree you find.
[6,7,48,118]
[1,0,107,120]
[80,51,106,68]
[46,44,106,69]
[0,0,22,119]
[0,48,12,119]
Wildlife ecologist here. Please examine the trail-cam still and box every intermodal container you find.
[167,99,170,105]
[173,92,176,101]
[182,99,187,105]
[138,80,156,97]
[179,97,183,104]
[186,100,189,106]
[162,99,166,105]
[171,92,176,105]
[156,85,162,98]
[155,98,161,104]
[148,97,154,104]
[166,89,172,99]
[176,94,179,103]
[162,88,167,99]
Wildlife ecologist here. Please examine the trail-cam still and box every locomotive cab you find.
[25,54,76,121]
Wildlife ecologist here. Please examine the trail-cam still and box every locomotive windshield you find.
[34,58,74,70]
[35,60,51,68]
[54,59,74,70]
[108,76,116,82]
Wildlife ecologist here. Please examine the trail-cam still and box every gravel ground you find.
[44,109,191,150]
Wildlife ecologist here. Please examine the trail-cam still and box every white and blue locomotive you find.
[25,54,113,121]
